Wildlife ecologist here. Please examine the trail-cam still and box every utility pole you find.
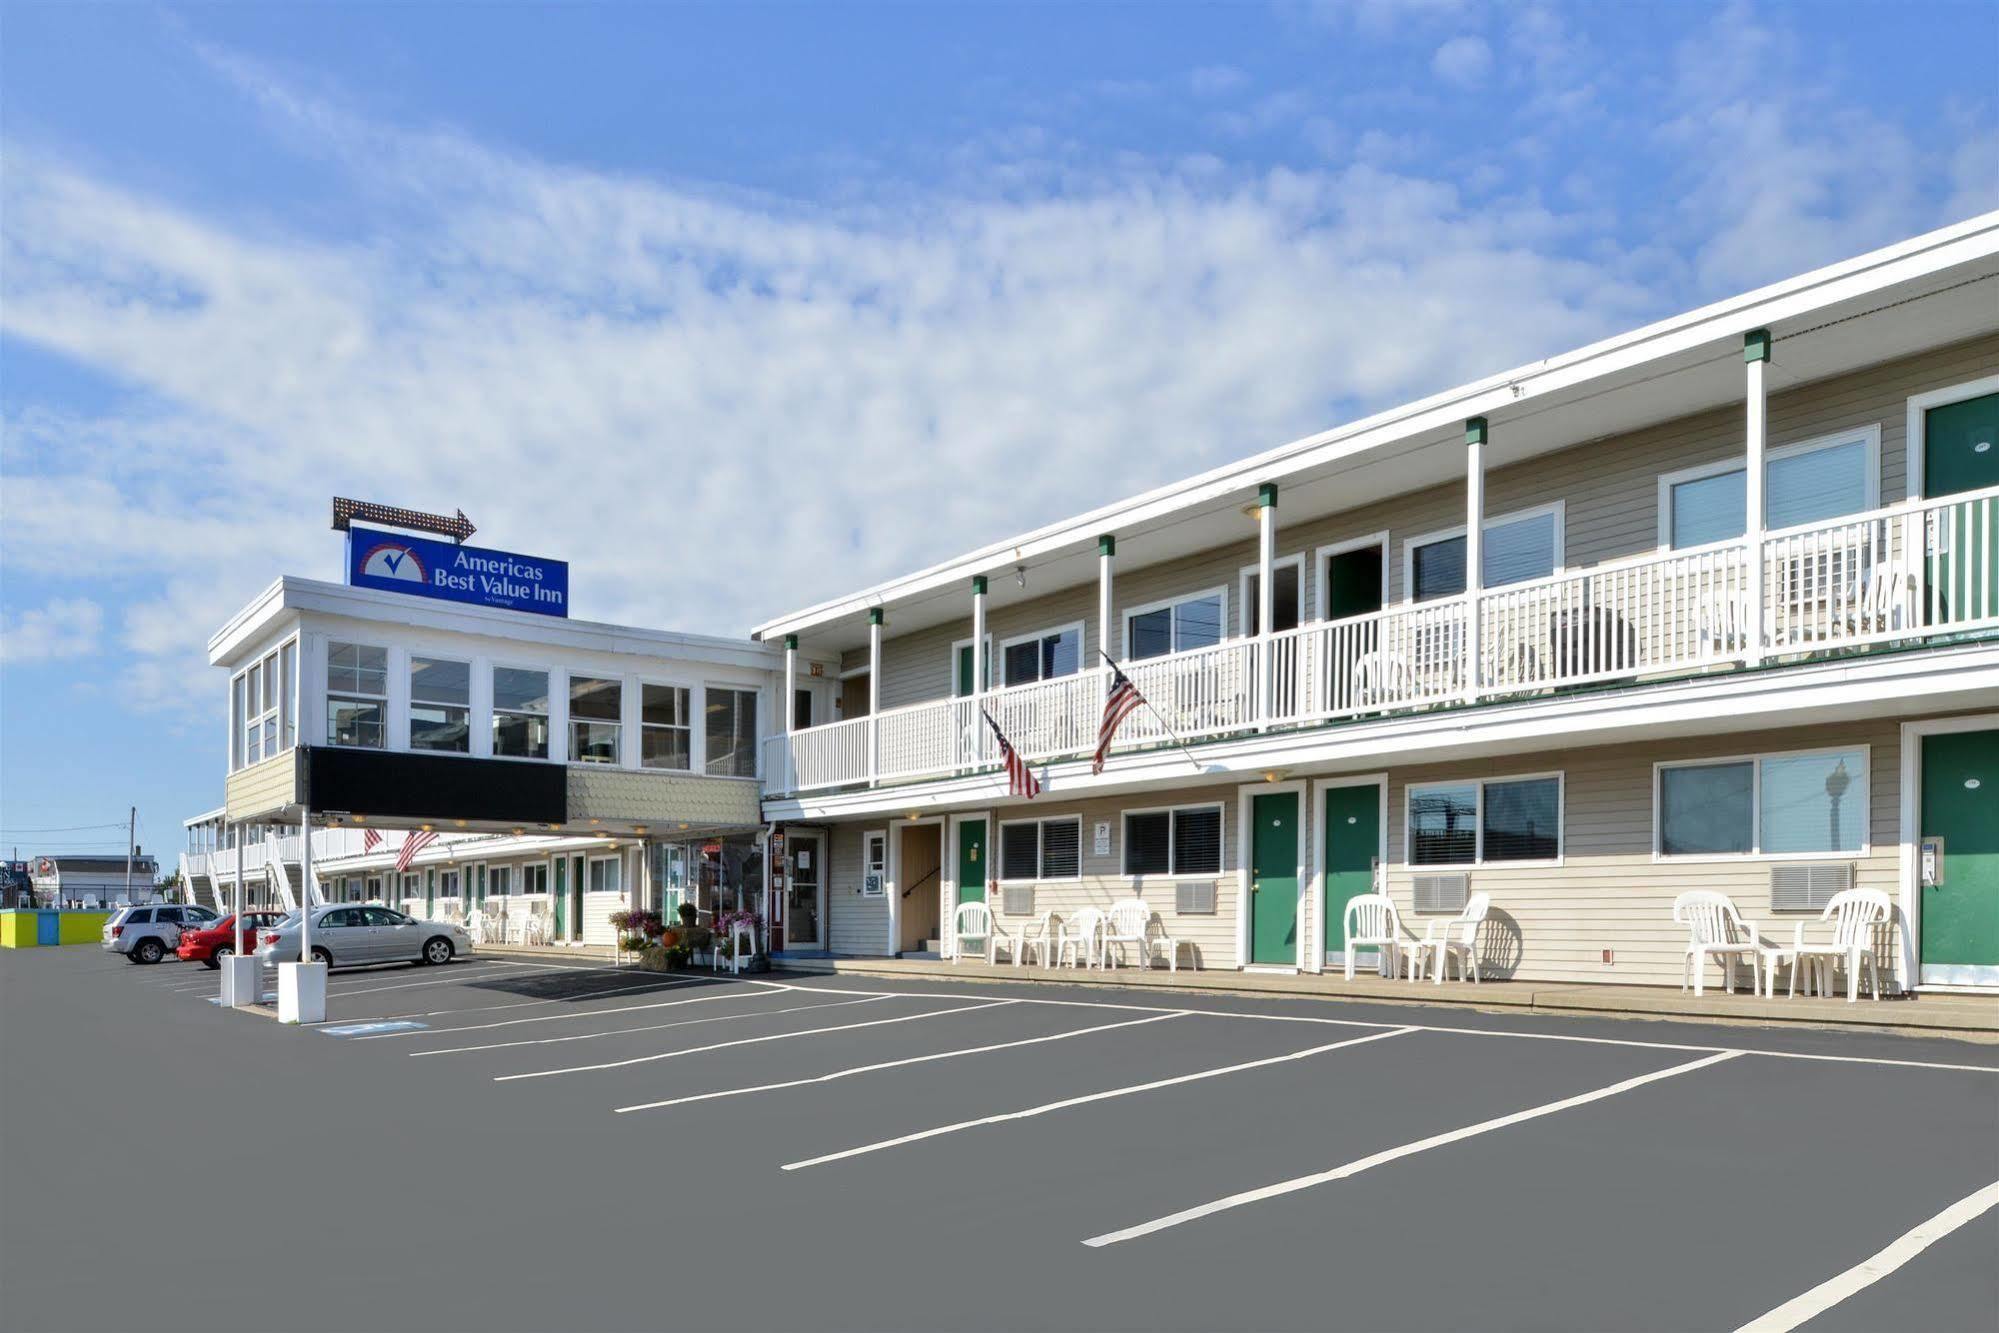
[125,806,135,905]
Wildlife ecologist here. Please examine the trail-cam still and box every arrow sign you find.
[332,497,477,544]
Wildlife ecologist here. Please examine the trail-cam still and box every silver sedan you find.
[254,905,471,970]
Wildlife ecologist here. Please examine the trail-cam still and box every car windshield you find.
[272,913,300,930]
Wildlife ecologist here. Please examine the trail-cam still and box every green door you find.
[1249,792,1299,965]
[1920,729,1999,986]
[1923,393,1999,626]
[1323,783,1382,965]
[957,819,987,904]
[551,857,566,937]
[568,854,585,940]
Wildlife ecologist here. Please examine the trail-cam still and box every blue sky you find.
[2,1,1994,863]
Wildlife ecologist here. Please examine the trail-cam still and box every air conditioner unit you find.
[1413,872,1469,914]
[1175,881,1217,915]
[1770,862,1852,913]
[1001,884,1036,917]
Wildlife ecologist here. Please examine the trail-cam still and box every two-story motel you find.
[754,215,1999,992]
[185,216,1998,993]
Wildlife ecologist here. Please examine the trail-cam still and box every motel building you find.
[190,216,1998,1001]
[194,529,832,957]
[755,215,1999,995]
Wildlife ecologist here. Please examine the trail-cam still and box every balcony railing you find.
[765,485,1999,796]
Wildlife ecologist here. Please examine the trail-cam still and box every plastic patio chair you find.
[1420,892,1490,984]
[1772,888,1893,1002]
[1100,898,1184,972]
[950,901,1012,965]
[1342,893,1423,981]
[1671,890,1768,997]
[1013,911,1058,968]
[1057,908,1105,969]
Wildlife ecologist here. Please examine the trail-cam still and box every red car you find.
[177,912,285,968]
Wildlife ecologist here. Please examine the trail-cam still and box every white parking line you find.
[1733,1178,1999,1332]
[1082,1049,1741,1247]
[352,980,790,1038]
[615,1011,1183,1115]
[783,1026,1413,1172]
[494,998,1017,1083]
[413,995,888,1057]
[776,984,1999,1075]
[366,975,737,1022]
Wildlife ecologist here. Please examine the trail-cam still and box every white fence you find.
[765,485,1999,795]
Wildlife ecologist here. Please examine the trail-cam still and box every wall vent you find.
[1770,862,1852,913]
[1412,872,1469,914]
[1175,881,1217,915]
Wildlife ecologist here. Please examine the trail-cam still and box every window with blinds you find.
[999,818,1081,881]
[1124,806,1222,877]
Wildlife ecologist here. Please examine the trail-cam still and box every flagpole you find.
[1096,650,1203,773]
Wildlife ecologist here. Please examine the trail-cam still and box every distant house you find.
[29,854,161,908]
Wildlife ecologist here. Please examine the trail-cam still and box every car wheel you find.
[422,937,454,966]
[311,947,333,966]
[202,954,220,970]
[133,938,165,965]
[215,945,234,962]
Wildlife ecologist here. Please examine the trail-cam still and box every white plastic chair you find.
[1342,894,1422,981]
[1841,563,1916,638]
[1697,589,1752,661]
[1013,911,1058,969]
[1057,908,1105,969]
[951,901,1011,965]
[1672,891,1768,997]
[1775,889,1892,1002]
[1420,892,1490,984]
[1352,652,1412,707]
[1100,898,1186,972]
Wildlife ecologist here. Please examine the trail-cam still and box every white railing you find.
[763,486,1999,795]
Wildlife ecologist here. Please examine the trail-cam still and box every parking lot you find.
[4,945,1995,1333]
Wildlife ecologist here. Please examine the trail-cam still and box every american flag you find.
[982,710,1041,799]
[1092,656,1147,775]
[362,828,382,853]
[394,830,436,873]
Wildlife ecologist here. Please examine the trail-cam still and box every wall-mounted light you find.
[633,825,649,836]
[1015,566,1027,589]
[453,819,468,828]
[420,823,434,832]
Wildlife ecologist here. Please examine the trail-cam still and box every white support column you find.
[231,824,245,952]
[970,576,988,757]
[867,609,883,786]
[1744,329,1771,667]
[783,634,800,794]
[298,809,313,962]
[1463,417,1487,705]
[1097,534,1116,666]
[1255,485,1276,725]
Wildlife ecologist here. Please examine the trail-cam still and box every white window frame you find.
[407,653,473,756]
[1403,502,1565,603]
[1120,802,1227,881]
[1314,532,1391,622]
[1237,554,1305,637]
[996,815,1084,883]
[1122,585,1230,660]
[325,639,388,753]
[231,636,299,771]
[996,621,1087,688]
[1656,426,1882,547]
[862,829,888,897]
[637,677,695,771]
[701,681,762,780]
[398,872,420,901]
[520,861,550,897]
[488,865,513,897]
[490,660,553,762]
[566,671,625,766]
[586,853,622,894]
[438,868,461,898]
[949,635,994,697]
[1404,771,1565,870]
[1906,374,1999,499]
[1652,744,1871,863]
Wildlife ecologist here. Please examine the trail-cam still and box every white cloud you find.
[0,599,103,664]
[1431,35,1493,89]
[1189,65,1249,98]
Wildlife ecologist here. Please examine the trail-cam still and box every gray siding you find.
[825,822,889,955]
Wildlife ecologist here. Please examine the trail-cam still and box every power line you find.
[0,821,132,833]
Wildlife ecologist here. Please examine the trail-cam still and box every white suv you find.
[103,904,219,964]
